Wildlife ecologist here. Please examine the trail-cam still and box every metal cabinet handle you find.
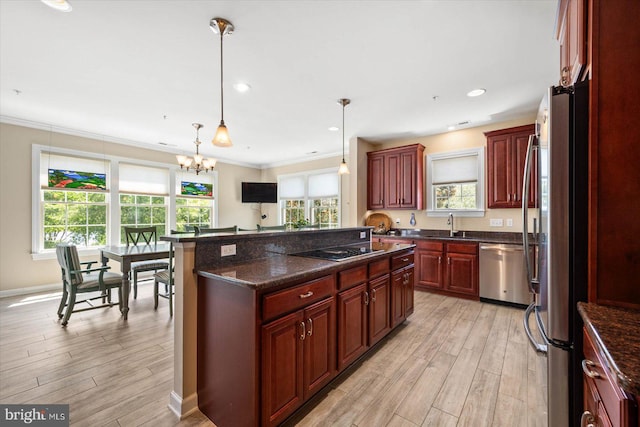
[507,193,511,202]
[371,288,377,302]
[300,322,306,340]
[364,291,369,305]
[582,360,600,379]
[307,318,313,336]
[401,257,409,262]
[447,257,451,265]
[299,291,314,299]
[580,410,595,427]
[438,256,442,264]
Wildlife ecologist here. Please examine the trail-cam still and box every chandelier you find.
[176,123,216,175]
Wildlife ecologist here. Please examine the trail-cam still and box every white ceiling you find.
[0,0,559,168]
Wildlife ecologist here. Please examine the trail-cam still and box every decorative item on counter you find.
[365,213,392,234]
[410,212,416,226]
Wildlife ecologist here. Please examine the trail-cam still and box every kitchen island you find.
[161,227,414,426]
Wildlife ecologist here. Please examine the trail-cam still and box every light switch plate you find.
[221,244,236,257]
[490,218,504,227]
[506,218,513,227]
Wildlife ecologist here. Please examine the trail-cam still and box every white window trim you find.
[277,167,342,226]
[426,147,485,218]
[31,144,218,260]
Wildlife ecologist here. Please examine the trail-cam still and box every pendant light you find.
[338,98,351,175]
[210,17,234,147]
[176,123,216,175]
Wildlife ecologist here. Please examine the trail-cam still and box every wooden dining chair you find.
[56,244,123,326]
[153,243,174,317]
[124,226,169,299]
[195,225,238,233]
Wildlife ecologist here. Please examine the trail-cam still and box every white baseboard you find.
[168,390,199,420]
[0,283,60,299]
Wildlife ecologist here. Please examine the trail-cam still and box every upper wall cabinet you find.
[485,124,536,209]
[367,144,425,210]
[557,0,587,86]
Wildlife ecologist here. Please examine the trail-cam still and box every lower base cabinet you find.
[262,297,335,427]
[416,240,478,298]
[198,248,415,427]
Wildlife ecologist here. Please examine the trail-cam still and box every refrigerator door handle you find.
[522,134,538,293]
[523,302,548,353]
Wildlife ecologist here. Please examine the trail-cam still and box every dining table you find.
[100,242,171,319]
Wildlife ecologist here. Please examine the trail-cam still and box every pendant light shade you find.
[338,98,351,175]
[210,17,234,148]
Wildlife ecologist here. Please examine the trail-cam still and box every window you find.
[39,153,109,249]
[426,147,484,216]
[175,173,214,231]
[119,163,169,243]
[279,170,340,228]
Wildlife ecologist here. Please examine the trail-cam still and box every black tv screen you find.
[242,182,278,203]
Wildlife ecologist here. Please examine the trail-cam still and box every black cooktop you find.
[291,245,381,262]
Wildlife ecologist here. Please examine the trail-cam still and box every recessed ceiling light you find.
[233,82,251,93]
[328,126,339,132]
[41,0,72,12]
[447,125,456,131]
[467,88,486,97]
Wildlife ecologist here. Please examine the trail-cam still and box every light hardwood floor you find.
[0,282,547,427]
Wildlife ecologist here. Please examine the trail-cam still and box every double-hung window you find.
[39,152,109,250]
[175,173,215,231]
[279,170,340,228]
[118,163,169,243]
[426,147,485,217]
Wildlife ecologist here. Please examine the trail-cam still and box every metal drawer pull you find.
[300,322,306,340]
[580,410,595,427]
[307,318,313,336]
[364,291,369,305]
[581,359,600,379]
[299,291,314,299]
[371,288,377,302]
[401,257,409,262]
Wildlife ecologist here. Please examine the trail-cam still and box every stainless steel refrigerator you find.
[522,80,589,427]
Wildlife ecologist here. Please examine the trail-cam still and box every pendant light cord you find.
[219,31,224,122]
[342,103,346,161]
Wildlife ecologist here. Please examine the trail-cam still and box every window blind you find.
[431,154,478,184]
[41,152,109,189]
[119,163,169,195]
[279,176,305,198]
[308,173,338,198]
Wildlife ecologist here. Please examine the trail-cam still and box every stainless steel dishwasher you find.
[479,243,532,306]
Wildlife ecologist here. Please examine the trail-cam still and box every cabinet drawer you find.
[263,275,334,321]
[416,240,443,251]
[391,251,414,270]
[446,242,478,255]
[583,330,630,427]
[339,265,368,290]
[369,257,390,279]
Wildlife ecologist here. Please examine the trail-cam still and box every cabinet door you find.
[558,0,586,86]
[417,249,444,291]
[445,252,478,296]
[487,134,513,208]
[404,266,415,317]
[262,311,304,427]
[303,298,336,399]
[367,153,385,210]
[399,150,417,208]
[368,274,391,346]
[337,283,368,371]
[391,269,405,327]
[385,152,402,209]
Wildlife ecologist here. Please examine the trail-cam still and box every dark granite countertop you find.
[198,242,415,291]
[372,229,527,244]
[577,302,640,396]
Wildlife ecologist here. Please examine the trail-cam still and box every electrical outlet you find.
[506,218,513,227]
[221,244,236,257]
[360,231,367,239]
[490,218,504,227]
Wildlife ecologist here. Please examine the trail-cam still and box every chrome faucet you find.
[447,213,455,237]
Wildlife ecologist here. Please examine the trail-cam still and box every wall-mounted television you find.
[242,182,277,203]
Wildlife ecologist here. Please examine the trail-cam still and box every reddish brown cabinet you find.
[582,329,637,427]
[367,144,425,210]
[557,0,587,86]
[337,283,368,370]
[368,274,392,346]
[415,240,478,298]
[486,124,536,209]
